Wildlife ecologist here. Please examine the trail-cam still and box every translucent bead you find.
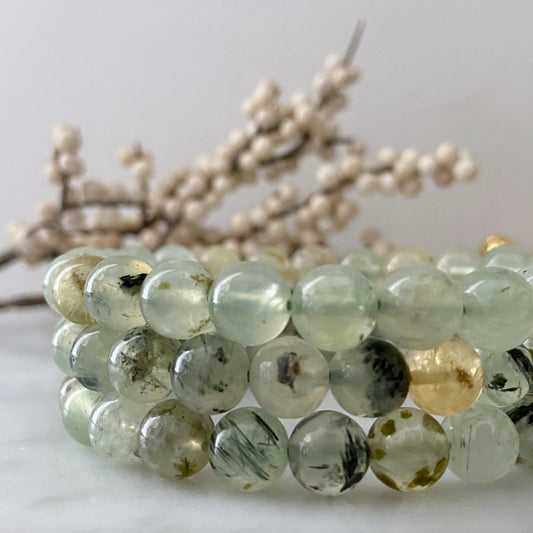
[330,337,410,417]
[250,336,328,418]
[89,397,153,462]
[209,407,288,492]
[138,399,213,479]
[199,246,240,277]
[208,262,291,346]
[405,337,483,415]
[141,260,215,340]
[292,265,377,351]
[52,254,105,325]
[59,378,103,445]
[172,334,249,414]
[479,235,516,256]
[480,347,533,408]
[108,326,181,403]
[436,246,480,283]
[340,247,385,285]
[290,245,337,283]
[458,267,533,351]
[368,408,449,491]
[377,265,463,349]
[507,394,533,468]
[52,319,84,375]
[442,405,519,483]
[70,325,119,392]
[249,247,292,281]
[385,245,433,273]
[155,244,197,264]
[480,244,533,272]
[84,254,152,330]
[115,246,156,266]
[288,410,369,496]
[59,376,80,408]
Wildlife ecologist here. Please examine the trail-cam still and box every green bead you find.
[377,265,463,349]
[341,247,385,285]
[138,399,213,479]
[114,246,156,266]
[52,319,84,375]
[292,265,377,351]
[250,336,328,418]
[288,410,369,496]
[208,262,291,346]
[442,405,519,483]
[480,244,533,272]
[507,394,533,468]
[84,255,153,330]
[435,246,480,283]
[141,260,215,340]
[368,408,449,491]
[155,244,197,264]
[458,267,533,351]
[209,407,288,492]
[108,326,181,403]
[172,334,249,414]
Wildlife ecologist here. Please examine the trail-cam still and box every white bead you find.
[401,148,419,169]
[335,199,358,223]
[377,147,399,167]
[255,106,278,129]
[241,97,257,116]
[393,159,414,180]
[280,119,299,140]
[251,136,274,159]
[296,208,313,228]
[44,163,62,184]
[52,123,81,153]
[204,191,221,208]
[276,183,297,203]
[58,153,84,176]
[309,194,330,217]
[237,151,257,172]
[116,147,136,166]
[131,159,153,180]
[36,202,59,223]
[254,79,278,103]
[5,220,27,246]
[317,217,336,234]
[230,212,251,234]
[435,142,457,166]
[186,174,206,196]
[325,53,342,70]
[291,92,311,107]
[229,128,247,148]
[212,175,232,194]
[453,158,477,182]
[266,219,287,239]
[163,198,181,218]
[341,155,362,176]
[300,229,320,245]
[316,163,339,188]
[294,103,315,128]
[183,200,205,221]
[417,154,437,175]
[249,207,268,227]
[263,196,283,215]
[356,172,378,193]
[378,172,397,194]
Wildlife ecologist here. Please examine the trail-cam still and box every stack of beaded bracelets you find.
[47,240,533,495]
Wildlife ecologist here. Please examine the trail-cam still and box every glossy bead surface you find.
[436,246,480,283]
[199,246,240,277]
[209,407,288,492]
[385,245,433,273]
[141,260,214,340]
[84,255,153,330]
[405,337,483,415]
[507,395,533,467]
[480,244,533,272]
[330,337,410,417]
[288,410,369,496]
[208,262,291,346]
[52,254,104,324]
[155,244,197,264]
[292,265,377,351]
[442,405,519,483]
[138,399,213,479]
[172,334,249,414]
[250,336,328,418]
[368,408,449,491]
[458,267,533,351]
[52,319,83,375]
[340,247,384,285]
[377,265,463,349]
[108,326,181,403]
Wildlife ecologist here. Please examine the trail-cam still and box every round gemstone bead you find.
[507,394,533,468]
[458,267,533,351]
[108,326,181,403]
[52,319,84,375]
[138,399,213,479]
[115,246,156,266]
[436,246,480,283]
[405,337,483,415]
[84,254,153,330]
[377,265,463,350]
[384,245,433,273]
[288,410,370,496]
[330,337,410,417]
[172,334,249,414]
[52,254,104,325]
[291,265,377,351]
[199,246,240,277]
[368,408,450,492]
[209,407,288,492]
[340,247,385,285]
[480,244,533,272]
[480,347,533,408]
[250,336,328,418]
[155,244,197,264]
[249,247,292,282]
[442,405,519,483]
[290,245,337,283]
[208,262,291,346]
[140,260,215,340]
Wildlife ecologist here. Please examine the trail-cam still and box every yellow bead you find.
[199,246,240,277]
[478,235,516,256]
[385,246,433,273]
[405,337,483,415]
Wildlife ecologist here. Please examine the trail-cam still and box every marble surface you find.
[1,308,532,533]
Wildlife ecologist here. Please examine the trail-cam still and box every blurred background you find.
[1,0,533,294]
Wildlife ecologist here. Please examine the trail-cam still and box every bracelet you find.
[49,240,533,496]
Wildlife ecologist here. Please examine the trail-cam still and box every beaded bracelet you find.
[49,240,533,496]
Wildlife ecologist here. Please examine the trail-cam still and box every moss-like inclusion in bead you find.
[209,407,288,492]
[330,337,410,417]
[52,319,84,375]
[292,265,377,352]
[108,326,181,403]
[155,244,197,264]
[84,254,153,331]
[507,394,533,468]
[288,410,370,496]
[340,247,385,285]
[442,405,519,483]
[250,336,329,418]
[480,244,533,273]
[52,254,105,325]
[172,334,249,414]
[458,267,533,351]
[208,262,291,346]
[368,408,449,492]
[377,265,463,350]
[138,399,213,480]
[141,260,215,340]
